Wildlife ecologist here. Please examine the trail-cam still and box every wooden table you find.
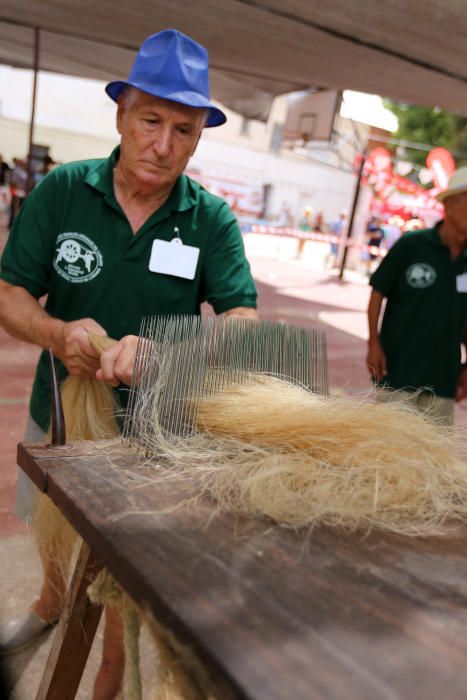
[18,439,467,700]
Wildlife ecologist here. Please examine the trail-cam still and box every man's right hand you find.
[366,337,387,382]
[53,318,108,377]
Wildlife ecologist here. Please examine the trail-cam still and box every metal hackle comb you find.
[123,315,328,450]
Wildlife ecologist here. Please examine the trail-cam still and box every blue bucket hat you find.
[106,29,226,128]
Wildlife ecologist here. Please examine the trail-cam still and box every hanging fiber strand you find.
[88,570,143,700]
[32,368,120,610]
[88,570,213,700]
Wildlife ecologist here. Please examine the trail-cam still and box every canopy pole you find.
[26,27,40,194]
[338,152,366,281]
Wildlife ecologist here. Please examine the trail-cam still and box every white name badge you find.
[149,237,200,280]
[456,273,467,293]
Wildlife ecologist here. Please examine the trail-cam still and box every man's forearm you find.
[367,290,384,342]
[0,280,64,352]
[462,324,467,362]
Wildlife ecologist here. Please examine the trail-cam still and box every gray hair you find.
[118,86,208,127]
[119,85,140,110]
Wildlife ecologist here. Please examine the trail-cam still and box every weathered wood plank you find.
[19,441,467,700]
[17,440,130,492]
[36,542,104,700]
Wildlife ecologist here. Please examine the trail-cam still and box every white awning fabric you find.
[0,1,466,121]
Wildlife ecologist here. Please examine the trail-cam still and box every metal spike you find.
[124,316,328,449]
[48,349,66,446]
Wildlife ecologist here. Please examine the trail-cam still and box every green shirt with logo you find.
[0,147,257,430]
[370,223,467,398]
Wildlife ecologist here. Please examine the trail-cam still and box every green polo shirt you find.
[370,223,467,398]
[0,147,257,430]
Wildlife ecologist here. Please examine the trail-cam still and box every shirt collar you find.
[84,146,118,195]
[428,220,445,247]
[428,220,467,261]
[84,146,198,214]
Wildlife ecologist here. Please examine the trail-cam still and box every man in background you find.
[367,167,467,425]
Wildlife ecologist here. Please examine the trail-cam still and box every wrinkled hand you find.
[367,338,387,382]
[54,318,107,377]
[96,335,140,387]
[455,365,467,402]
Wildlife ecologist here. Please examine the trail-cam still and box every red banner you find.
[362,148,443,222]
[426,147,455,190]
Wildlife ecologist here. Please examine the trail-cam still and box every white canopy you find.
[0,1,466,120]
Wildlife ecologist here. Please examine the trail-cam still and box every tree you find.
[383,101,467,168]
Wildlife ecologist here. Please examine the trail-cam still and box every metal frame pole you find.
[26,27,40,194]
[338,153,366,280]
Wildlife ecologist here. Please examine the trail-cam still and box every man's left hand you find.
[96,335,140,386]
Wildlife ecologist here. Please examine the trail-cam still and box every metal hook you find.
[48,349,66,446]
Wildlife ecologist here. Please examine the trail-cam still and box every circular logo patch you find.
[406,263,437,289]
[53,232,103,284]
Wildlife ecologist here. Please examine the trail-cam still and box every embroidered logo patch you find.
[53,232,103,284]
[406,263,437,288]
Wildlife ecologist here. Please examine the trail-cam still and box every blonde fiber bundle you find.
[88,570,142,700]
[88,571,211,700]
[33,374,119,586]
[52,375,119,442]
[143,375,467,536]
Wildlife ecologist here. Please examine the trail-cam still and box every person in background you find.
[299,205,313,230]
[366,167,467,426]
[33,155,57,186]
[326,209,348,268]
[382,215,403,250]
[0,154,11,214]
[0,154,11,186]
[314,209,324,232]
[278,200,293,227]
[296,205,313,258]
[8,157,27,228]
[364,215,384,275]
[0,29,258,699]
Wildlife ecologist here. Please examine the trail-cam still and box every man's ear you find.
[443,198,455,220]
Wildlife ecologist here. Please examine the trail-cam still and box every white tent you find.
[0,0,466,121]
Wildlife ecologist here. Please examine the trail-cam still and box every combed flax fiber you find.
[146,617,211,700]
[88,570,143,700]
[144,375,467,536]
[88,571,211,700]
[33,373,119,588]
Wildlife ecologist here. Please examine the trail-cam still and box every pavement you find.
[0,225,466,697]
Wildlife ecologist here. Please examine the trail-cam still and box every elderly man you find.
[0,29,257,697]
[367,167,467,425]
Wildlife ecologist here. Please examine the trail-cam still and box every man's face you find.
[116,90,205,191]
[444,191,467,245]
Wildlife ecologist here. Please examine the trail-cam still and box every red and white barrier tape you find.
[246,225,387,257]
